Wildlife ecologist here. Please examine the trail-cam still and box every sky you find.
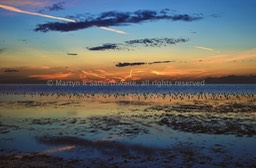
[0,0,256,83]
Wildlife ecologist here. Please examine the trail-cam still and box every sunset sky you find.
[0,0,256,83]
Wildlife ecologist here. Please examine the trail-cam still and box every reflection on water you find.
[42,145,76,154]
[0,87,256,167]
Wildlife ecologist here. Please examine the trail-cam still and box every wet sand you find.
[0,92,256,167]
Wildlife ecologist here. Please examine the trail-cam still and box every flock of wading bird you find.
[1,91,255,102]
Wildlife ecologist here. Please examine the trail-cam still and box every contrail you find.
[0,4,76,23]
[96,26,128,35]
[123,69,133,82]
[114,69,133,82]
[194,45,214,51]
[0,4,128,34]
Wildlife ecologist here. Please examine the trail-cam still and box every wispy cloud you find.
[194,45,214,51]
[120,69,133,82]
[202,51,256,63]
[79,67,207,83]
[34,9,203,32]
[29,73,72,80]
[0,4,76,22]
[112,69,135,82]
[150,66,206,79]
[80,69,143,83]
[87,38,189,51]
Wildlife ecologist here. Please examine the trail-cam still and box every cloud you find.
[4,69,19,72]
[116,61,173,67]
[29,73,71,80]
[149,61,173,64]
[0,66,80,83]
[116,62,146,67]
[80,69,143,83]
[67,53,78,56]
[194,45,214,51]
[39,2,65,13]
[125,38,188,47]
[87,38,188,51]
[46,2,65,11]
[34,9,203,32]
[0,48,6,54]
[202,51,256,64]
[87,43,122,51]
[0,4,76,23]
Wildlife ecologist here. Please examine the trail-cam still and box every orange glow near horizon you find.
[29,73,73,80]
[0,49,255,83]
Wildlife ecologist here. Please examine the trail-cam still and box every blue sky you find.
[0,0,256,83]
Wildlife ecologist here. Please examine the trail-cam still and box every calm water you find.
[0,84,256,167]
[0,84,256,94]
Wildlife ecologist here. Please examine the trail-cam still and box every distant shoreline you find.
[0,75,256,84]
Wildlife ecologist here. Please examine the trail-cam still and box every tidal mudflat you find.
[1,87,256,168]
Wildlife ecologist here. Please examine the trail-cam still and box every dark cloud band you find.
[116,60,174,67]
[125,38,188,47]
[116,62,146,67]
[34,9,203,32]
[87,44,122,51]
[87,38,189,51]
[67,53,78,56]
[4,69,19,72]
